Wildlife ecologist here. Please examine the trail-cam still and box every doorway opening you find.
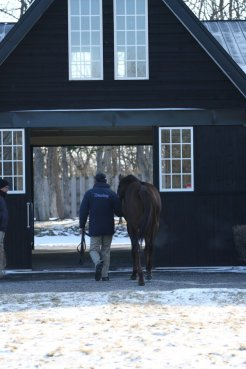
[32,144,153,270]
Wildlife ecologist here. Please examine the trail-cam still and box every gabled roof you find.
[0,0,55,65]
[0,0,245,98]
[162,0,246,97]
[203,21,246,74]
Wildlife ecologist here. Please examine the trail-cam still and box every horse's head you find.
[117,174,139,200]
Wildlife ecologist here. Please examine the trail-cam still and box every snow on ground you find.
[34,217,131,249]
[1,288,246,369]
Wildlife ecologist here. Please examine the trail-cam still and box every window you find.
[68,0,103,80]
[159,127,194,192]
[114,0,149,79]
[0,129,25,193]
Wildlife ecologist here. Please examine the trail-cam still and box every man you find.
[79,173,122,281]
[0,179,9,279]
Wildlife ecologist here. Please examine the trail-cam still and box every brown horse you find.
[118,175,162,286]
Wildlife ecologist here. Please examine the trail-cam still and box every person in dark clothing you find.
[79,173,122,281]
[0,178,9,279]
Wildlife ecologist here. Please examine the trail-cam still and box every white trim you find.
[12,107,203,112]
[159,127,194,192]
[0,129,25,194]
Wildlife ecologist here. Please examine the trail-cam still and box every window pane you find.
[136,0,145,14]
[3,147,12,160]
[71,16,80,30]
[81,16,89,30]
[172,145,181,158]
[182,160,191,173]
[137,61,146,77]
[117,31,125,45]
[91,0,100,14]
[172,129,180,143]
[137,46,146,59]
[81,0,90,15]
[3,131,12,145]
[71,0,80,15]
[182,129,191,143]
[117,16,125,30]
[127,46,136,60]
[3,162,12,175]
[161,130,170,143]
[172,160,181,173]
[91,31,100,45]
[127,61,136,76]
[116,0,125,14]
[137,31,145,44]
[162,160,171,174]
[71,32,80,45]
[13,147,23,160]
[137,15,145,28]
[183,175,192,189]
[173,175,181,188]
[127,31,135,44]
[162,175,171,189]
[91,16,100,30]
[127,16,135,29]
[182,145,191,158]
[126,0,135,15]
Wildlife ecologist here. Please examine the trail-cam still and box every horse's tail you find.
[138,184,156,243]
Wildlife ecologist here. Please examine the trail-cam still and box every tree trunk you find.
[47,147,64,219]
[61,147,71,218]
[33,148,49,221]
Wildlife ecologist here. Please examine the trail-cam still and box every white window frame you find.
[159,127,194,192]
[68,0,103,80]
[113,0,149,80]
[0,129,25,194]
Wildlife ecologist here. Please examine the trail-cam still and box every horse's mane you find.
[120,174,139,185]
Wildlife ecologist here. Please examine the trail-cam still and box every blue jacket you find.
[0,191,8,232]
[79,182,122,236]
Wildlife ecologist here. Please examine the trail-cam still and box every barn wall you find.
[153,125,246,267]
[0,0,245,112]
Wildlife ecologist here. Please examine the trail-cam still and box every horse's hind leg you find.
[145,238,153,281]
[130,248,137,280]
[130,236,145,286]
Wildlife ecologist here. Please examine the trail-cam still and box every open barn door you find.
[3,128,33,270]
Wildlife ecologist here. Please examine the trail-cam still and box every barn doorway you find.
[31,144,153,271]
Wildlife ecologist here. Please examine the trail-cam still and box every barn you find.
[0,0,245,270]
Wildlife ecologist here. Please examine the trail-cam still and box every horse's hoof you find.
[145,274,152,281]
[130,274,137,280]
[138,280,145,286]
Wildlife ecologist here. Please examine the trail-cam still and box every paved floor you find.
[1,267,246,294]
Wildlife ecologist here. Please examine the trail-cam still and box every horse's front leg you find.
[131,236,145,286]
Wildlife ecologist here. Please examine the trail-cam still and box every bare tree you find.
[183,0,246,20]
[33,147,49,221]
[47,147,63,219]
[0,0,33,21]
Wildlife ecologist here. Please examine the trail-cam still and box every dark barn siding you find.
[154,126,246,267]
[5,196,32,269]
[0,0,245,112]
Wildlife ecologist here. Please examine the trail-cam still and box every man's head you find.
[0,179,9,193]
[95,173,107,183]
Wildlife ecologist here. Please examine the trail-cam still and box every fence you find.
[41,175,120,218]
